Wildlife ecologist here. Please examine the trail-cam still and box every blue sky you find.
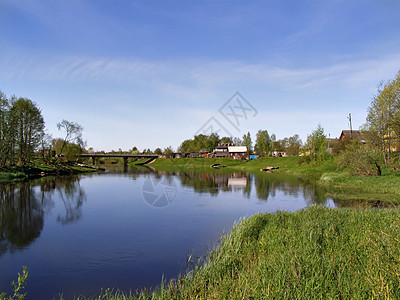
[1,0,400,151]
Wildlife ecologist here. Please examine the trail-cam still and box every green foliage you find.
[364,70,400,164]
[219,136,232,144]
[336,140,383,175]
[178,133,220,153]
[284,134,302,156]
[332,134,353,155]
[305,124,329,162]
[56,119,84,155]
[242,132,252,154]
[0,92,45,166]
[0,266,29,300]
[163,146,173,158]
[255,129,271,156]
[153,148,162,155]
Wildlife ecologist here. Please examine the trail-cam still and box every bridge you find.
[78,153,159,166]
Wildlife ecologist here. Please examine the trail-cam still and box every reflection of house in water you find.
[228,177,247,187]
[174,171,250,195]
[212,173,249,189]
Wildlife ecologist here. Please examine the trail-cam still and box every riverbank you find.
[149,157,400,202]
[0,162,100,182]
[83,206,400,299]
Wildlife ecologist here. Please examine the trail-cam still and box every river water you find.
[0,166,382,299]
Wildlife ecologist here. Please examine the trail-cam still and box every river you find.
[0,166,381,299]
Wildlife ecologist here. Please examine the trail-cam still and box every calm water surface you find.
[0,166,378,299]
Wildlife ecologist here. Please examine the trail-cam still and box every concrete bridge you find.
[78,153,159,166]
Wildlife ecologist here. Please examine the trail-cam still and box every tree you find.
[271,133,276,152]
[9,97,45,164]
[178,133,220,153]
[56,120,83,155]
[286,134,302,156]
[305,124,328,162]
[242,132,252,155]
[130,146,139,154]
[205,133,220,152]
[0,91,10,166]
[255,130,271,157]
[233,137,242,146]
[163,146,173,158]
[336,140,383,176]
[364,70,400,166]
[154,148,163,155]
[39,131,53,163]
[220,136,233,144]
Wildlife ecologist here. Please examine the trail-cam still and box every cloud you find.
[2,49,400,91]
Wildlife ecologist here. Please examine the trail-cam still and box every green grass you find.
[76,207,400,299]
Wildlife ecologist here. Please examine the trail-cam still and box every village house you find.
[213,143,248,159]
[228,146,247,159]
[339,130,365,143]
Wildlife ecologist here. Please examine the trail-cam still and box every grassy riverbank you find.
[79,206,400,299]
[150,157,400,202]
[0,162,99,182]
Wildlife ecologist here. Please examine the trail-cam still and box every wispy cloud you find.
[3,51,400,90]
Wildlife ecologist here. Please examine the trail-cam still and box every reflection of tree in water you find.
[0,183,44,257]
[0,176,86,257]
[253,174,329,205]
[299,178,329,205]
[179,173,221,196]
[332,198,400,209]
[148,169,332,205]
[255,176,270,200]
[53,177,86,225]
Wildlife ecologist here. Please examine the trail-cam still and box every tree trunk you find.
[375,162,382,176]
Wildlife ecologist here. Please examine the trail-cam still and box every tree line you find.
[0,92,45,166]
[0,90,84,167]
[176,131,302,157]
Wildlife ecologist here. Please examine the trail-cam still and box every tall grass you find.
[82,207,400,299]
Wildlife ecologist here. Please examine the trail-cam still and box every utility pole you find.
[347,113,353,138]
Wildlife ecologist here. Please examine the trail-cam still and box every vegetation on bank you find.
[62,207,399,299]
[0,162,99,182]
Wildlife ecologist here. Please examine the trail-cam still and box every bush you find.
[335,140,383,175]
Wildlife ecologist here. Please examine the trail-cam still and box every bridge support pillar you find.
[92,157,96,165]
[123,157,128,173]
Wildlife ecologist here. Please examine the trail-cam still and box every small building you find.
[228,146,247,159]
[213,143,247,159]
[214,143,232,158]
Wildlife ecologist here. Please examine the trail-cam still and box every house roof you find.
[228,146,247,153]
[339,130,364,141]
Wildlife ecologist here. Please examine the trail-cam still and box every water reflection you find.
[143,168,331,205]
[1,168,398,299]
[332,198,399,208]
[1,169,396,259]
[0,183,44,256]
[0,176,86,256]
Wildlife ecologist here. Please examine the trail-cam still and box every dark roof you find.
[339,130,364,141]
